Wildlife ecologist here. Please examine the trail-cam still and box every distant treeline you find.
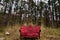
[0,0,60,27]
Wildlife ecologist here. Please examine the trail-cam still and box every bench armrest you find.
[19,30,21,32]
[39,30,41,32]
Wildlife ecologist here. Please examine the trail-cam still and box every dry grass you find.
[0,24,20,40]
[0,24,60,40]
[40,24,60,40]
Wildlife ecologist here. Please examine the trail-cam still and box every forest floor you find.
[0,24,60,40]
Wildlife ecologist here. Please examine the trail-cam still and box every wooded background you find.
[0,0,60,27]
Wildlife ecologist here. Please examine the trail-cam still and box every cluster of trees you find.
[44,0,60,27]
[0,0,60,27]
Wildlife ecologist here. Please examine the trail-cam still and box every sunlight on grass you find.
[0,24,60,40]
[0,28,4,37]
[41,25,60,40]
[0,32,4,37]
[46,27,60,36]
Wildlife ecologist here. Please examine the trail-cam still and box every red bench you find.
[19,25,41,39]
